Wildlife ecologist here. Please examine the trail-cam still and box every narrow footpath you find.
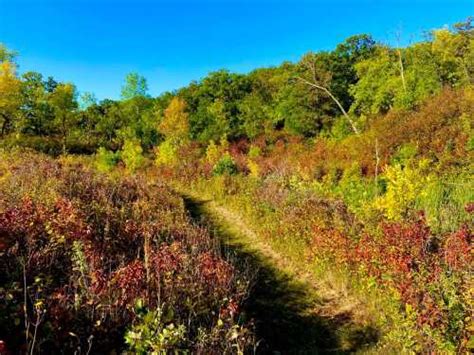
[182,194,380,354]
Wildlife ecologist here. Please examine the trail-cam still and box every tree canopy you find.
[0,19,472,152]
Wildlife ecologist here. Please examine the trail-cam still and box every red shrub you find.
[198,252,233,288]
[112,260,147,307]
[152,242,186,274]
[443,225,472,272]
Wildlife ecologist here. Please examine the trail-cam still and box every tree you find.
[296,52,359,134]
[79,92,97,110]
[0,43,18,63]
[238,92,271,138]
[94,99,125,146]
[44,76,58,93]
[205,99,230,140]
[331,34,377,109]
[155,97,189,167]
[49,83,78,152]
[159,97,189,141]
[20,71,53,135]
[179,70,252,142]
[431,20,474,86]
[121,72,149,100]
[349,46,402,116]
[349,24,474,118]
[0,61,22,136]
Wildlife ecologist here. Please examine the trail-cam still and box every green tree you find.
[49,83,78,152]
[0,43,17,63]
[20,71,53,135]
[179,70,251,142]
[0,61,22,136]
[330,34,377,109]
[296,52,359,134]
[349,46,403,116]
[121,72,149,100]
[431,21,473,86]
[94,99,126,145]
[350,24,473,117]
[238,92,271,138]
[79,91,97,110]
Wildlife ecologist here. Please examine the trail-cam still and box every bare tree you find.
[395,30,407,94]
[296,55,359,134]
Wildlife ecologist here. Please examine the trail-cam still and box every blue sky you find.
[1,0,472,99]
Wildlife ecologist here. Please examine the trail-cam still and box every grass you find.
[181,191,385,353]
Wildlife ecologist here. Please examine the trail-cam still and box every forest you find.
[0,17,473,354]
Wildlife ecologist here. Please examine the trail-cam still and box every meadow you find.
[0,18,473,354]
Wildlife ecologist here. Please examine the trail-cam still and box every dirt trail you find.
[182,194,379,354]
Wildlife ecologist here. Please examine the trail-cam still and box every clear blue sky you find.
[1,0,472,100]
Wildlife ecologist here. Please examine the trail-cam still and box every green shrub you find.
[95,147,120,172]
[155,139,179,167]
[121,138,144,172]
[333,163,379,220]
[327,116,353,141]
[0,135,64,156]
[391,143,418,166]
[125,307,186,353]
[417,175,474,232]
[248,145,261,159]
[212,153,237,176]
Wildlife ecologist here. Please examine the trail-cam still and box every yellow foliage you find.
[205,140,220,164]
[155,139,179,167]
[0,61,21,117]
[122,138,144,172]
[49,83,76,110]
[375,159,432,220]
[204,137,230,166]
[247,159,260,178]
[219,135,229,152]
[159,97,189,141]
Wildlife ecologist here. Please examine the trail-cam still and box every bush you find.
[0,150,253,353]
[121,138,144,172]
[95,146,120,172]
[416,174,474,232]
[205,139,220,164]
[125,307,186,353]
[375,159,432,220]
[155,139,179,167]
[212,153,237,176]
[247,145,261,159]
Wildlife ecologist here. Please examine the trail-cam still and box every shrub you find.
[331,163,379,221]
[391,143,418,166]
[212,153,237,176]
[247,159,260,178]
[205,139,220,164]
[375,159,432,220]
[416,175,474,232]
[125,308,186,353]
[155,139,178,167]
[95,146,120,172]
[121,138,144,172]
[247,145,261,159]
[0,150,253,353]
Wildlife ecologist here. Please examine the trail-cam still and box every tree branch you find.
[296,76,359,134]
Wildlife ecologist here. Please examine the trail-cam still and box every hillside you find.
[0,18,473,354]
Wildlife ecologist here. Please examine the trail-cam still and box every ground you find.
[183,193,380,354]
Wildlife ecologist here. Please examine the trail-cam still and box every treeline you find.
[0,19,472,155]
